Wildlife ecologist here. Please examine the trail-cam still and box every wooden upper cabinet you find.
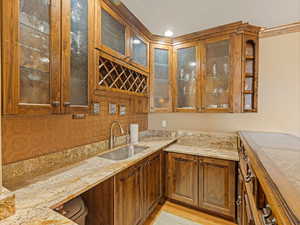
[198,157,236,220]
[2,0,61,115]
[2,0,95,115]
[150,44,172,112]
[98,3,128,58]
[200,34,244,113]
[97,1,149,72]
[61,0,95,113]
[173,42,201,112]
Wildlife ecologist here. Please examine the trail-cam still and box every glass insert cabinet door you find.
[202,38,231,111]
[100,8,126,56]
[2,0,61,114]
[175,45,198,111]
[131,34,148,69]
[61,0,90,112]
[19,0,51,105]
[150,45,172,112]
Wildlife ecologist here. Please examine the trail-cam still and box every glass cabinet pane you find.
[132,35,147,67]
[101,9,125,55]
[153,48,169,108]
[70,0,88,105]
[204,40,230,109]
[244,94,253,110]
[19,0,50,104]
[245,78,253,91]
[176,47,197,109]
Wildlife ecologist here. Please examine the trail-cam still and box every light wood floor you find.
[143,201,237,225]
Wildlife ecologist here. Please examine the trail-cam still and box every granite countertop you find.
[0,139,176,225]
[164,144,239,161]
[239,131,300,221]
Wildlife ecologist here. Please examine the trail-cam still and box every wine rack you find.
[98,56,148,96]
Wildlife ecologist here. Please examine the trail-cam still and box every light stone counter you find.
[164,144,239,161]
[0,139,176,225]
[0,187,15,221]
[0,130,239,225]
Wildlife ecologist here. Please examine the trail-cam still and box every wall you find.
[149,31,300,136]
[2,92,148,165]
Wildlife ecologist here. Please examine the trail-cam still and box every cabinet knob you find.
[52,101,60,107]
[64,102,71,107]
[262,205,277,225]
[236,195,242,206]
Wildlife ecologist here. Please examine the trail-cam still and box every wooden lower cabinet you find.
[167,153,199,207]
[142,152,162,215]
[167,152,236,221]
[198,158,236,220]
[115,164,143,225]
[82,177,115,225]
[114,152,162,225]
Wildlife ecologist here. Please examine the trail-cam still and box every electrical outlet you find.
[161,120,167,128]
[92,103,100,114]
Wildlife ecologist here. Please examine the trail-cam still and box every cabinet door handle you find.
[245,172,254,183]
[262,205,277,225]
[262,204,272,218]
[52,101,60,107]
[236,195,242,206]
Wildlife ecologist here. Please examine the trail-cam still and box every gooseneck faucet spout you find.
[110,121,125,149]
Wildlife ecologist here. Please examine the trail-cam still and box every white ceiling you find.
[121,0,300,36]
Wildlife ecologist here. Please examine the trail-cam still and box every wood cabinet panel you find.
[82,177,114,225]
[198,157,236,220]
[141,152,162,219]
[114,152,162,225]
[115,165,143,225]
[167,153,199,207]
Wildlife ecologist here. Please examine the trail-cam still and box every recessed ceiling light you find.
[189,62,197,67]
[164,30,174,37]
[132,39,141,45]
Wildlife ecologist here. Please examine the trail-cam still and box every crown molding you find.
[260,22,300,38]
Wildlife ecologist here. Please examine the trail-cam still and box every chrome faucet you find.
[110,121,125,149]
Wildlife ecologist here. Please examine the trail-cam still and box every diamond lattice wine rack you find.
[98,56,148,96]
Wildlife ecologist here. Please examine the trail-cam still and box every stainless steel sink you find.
[98,145,149,161]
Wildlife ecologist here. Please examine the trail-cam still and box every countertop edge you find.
[163,145,239,161]
[239,131,300,224]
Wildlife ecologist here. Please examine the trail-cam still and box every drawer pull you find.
[245,174,253,183]
[262,205,277,225]
[262,204,272,218]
